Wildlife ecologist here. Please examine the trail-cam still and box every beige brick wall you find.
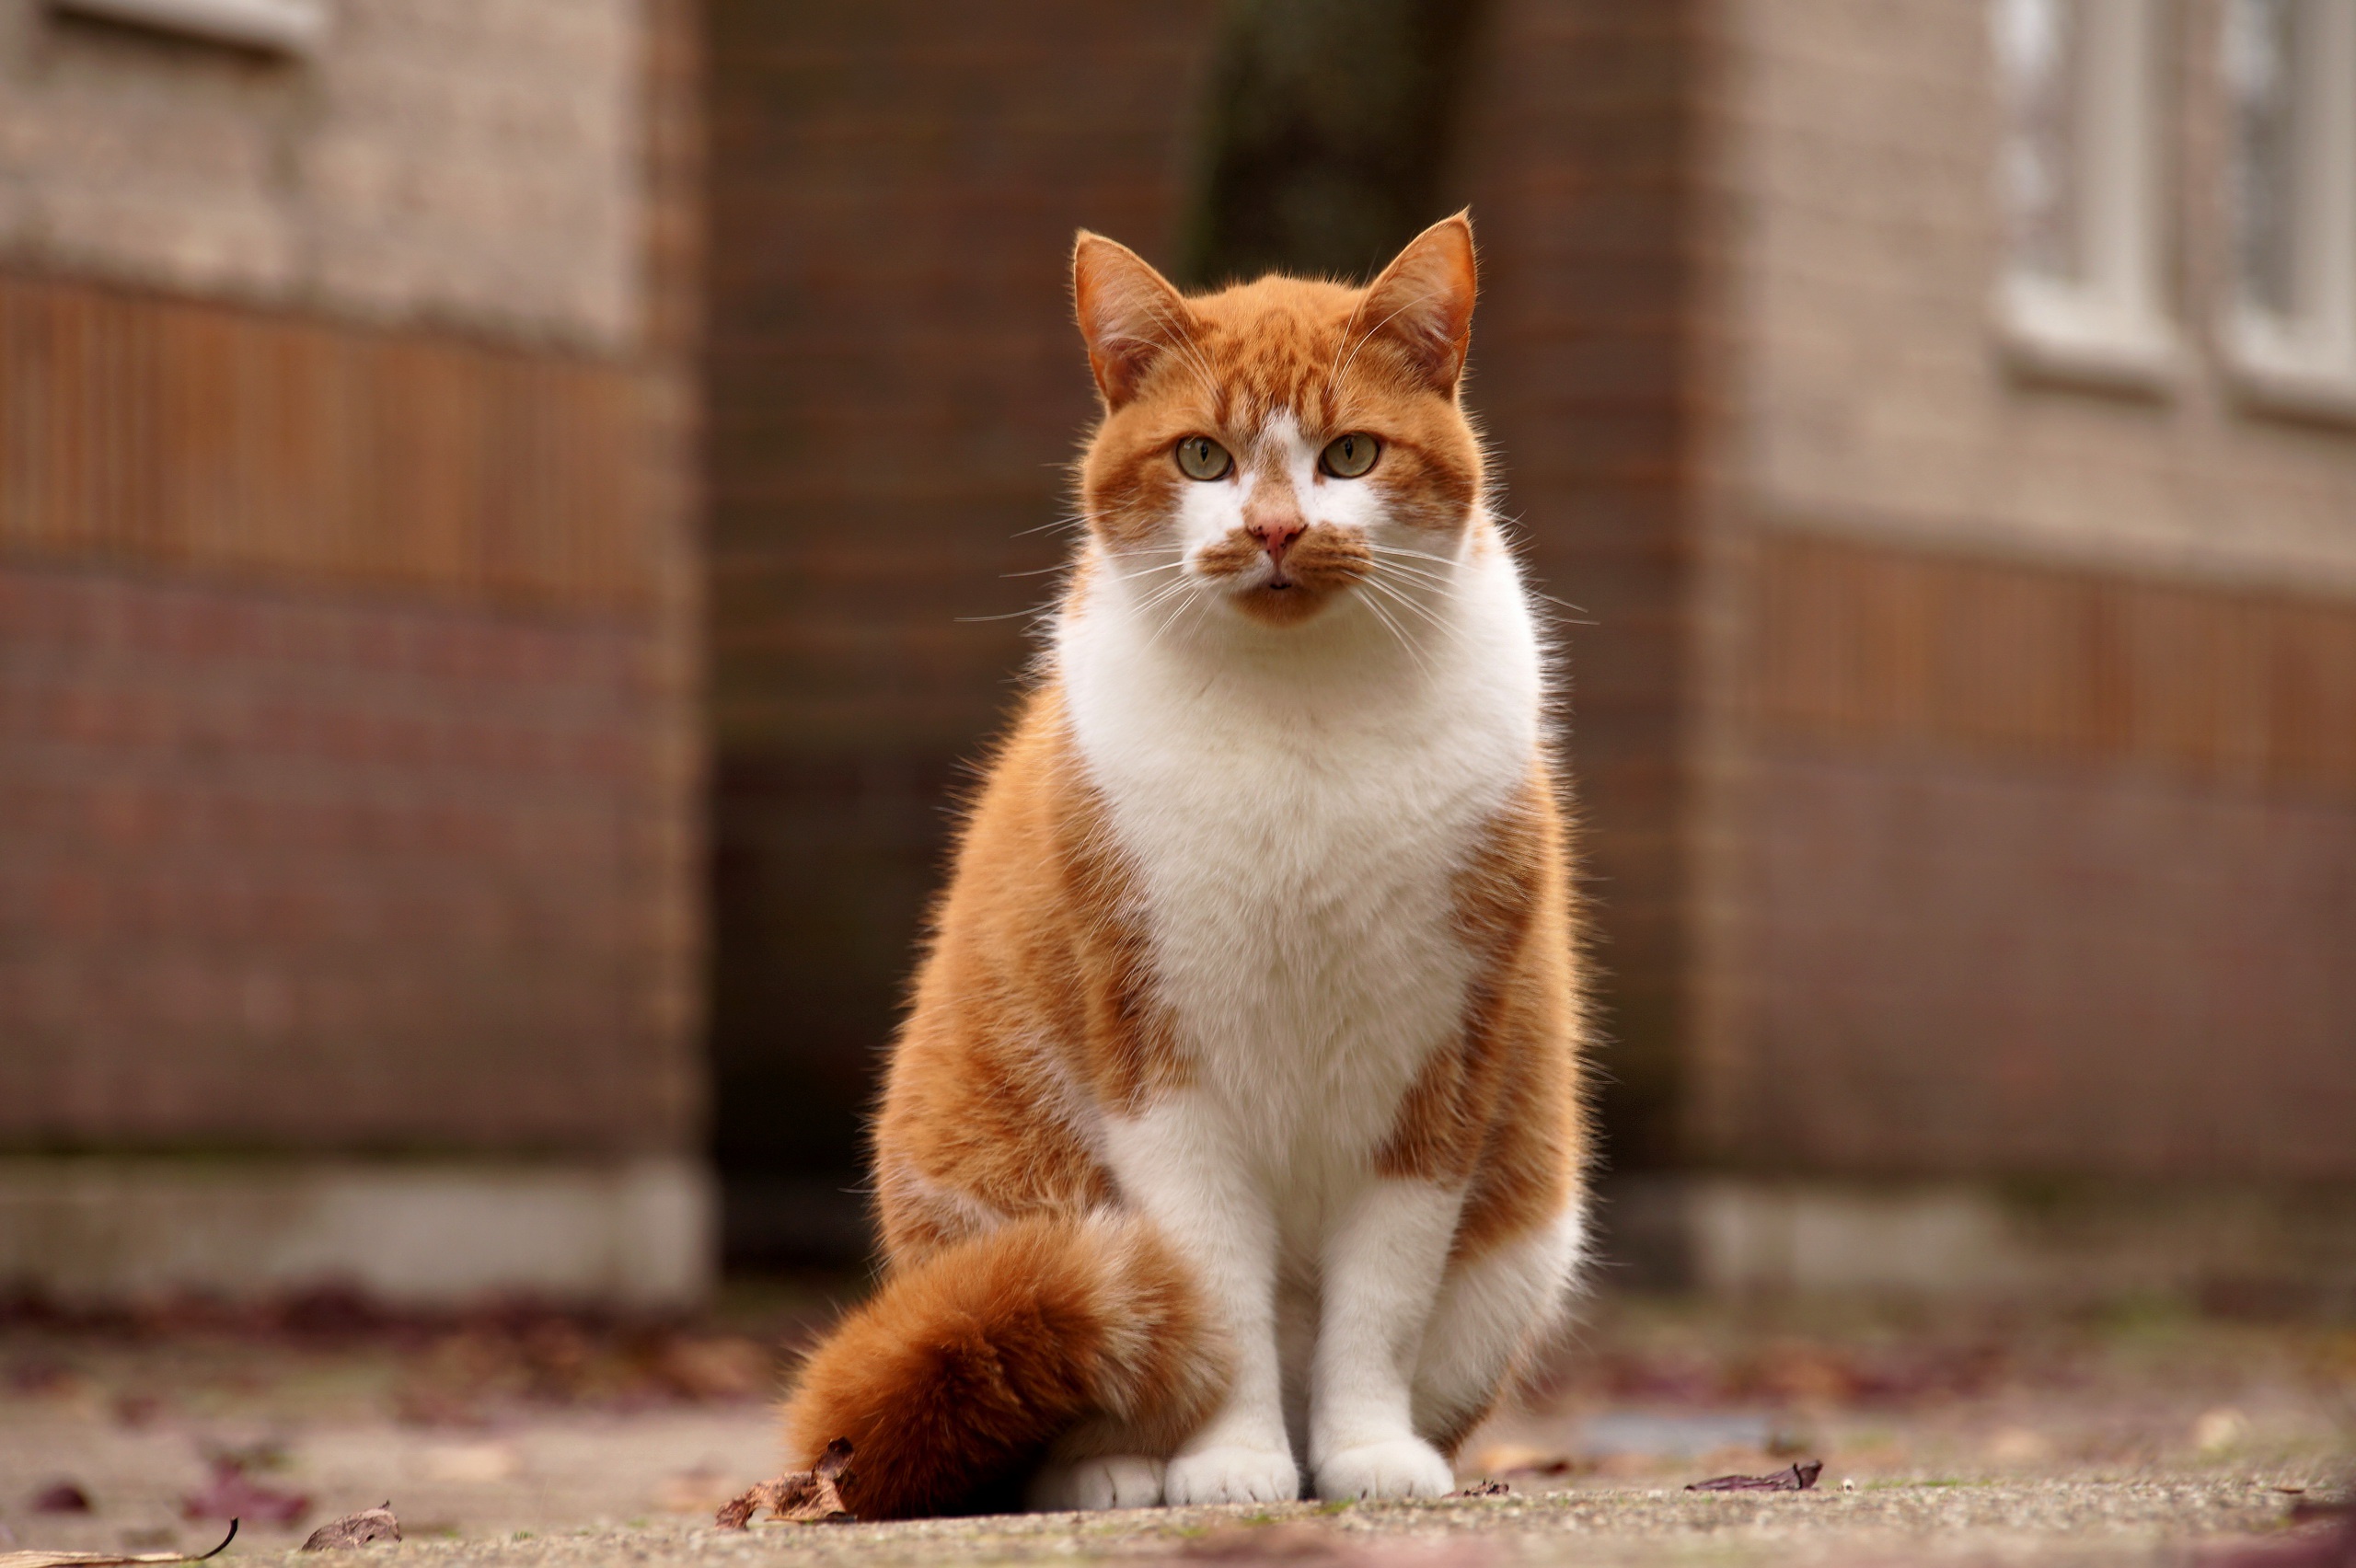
[0,0,643,352]
[1725,0,2356,594]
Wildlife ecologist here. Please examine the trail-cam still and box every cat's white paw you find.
[1314,1437,1454,1502]
[1164,1445,1300,1505]
[1025,1454,1166,1512]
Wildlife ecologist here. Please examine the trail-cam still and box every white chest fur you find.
[1058,538,1546,1209]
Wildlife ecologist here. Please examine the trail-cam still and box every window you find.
[2223,0,2356,413]
[1992,0,2177,385]
[50,0,325,55]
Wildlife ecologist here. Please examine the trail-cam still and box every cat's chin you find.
[1223,582,1344,628]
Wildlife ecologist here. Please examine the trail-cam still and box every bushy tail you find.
[779,1210,1223,1519]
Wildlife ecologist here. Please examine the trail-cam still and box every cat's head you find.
[1071,214,1483,629]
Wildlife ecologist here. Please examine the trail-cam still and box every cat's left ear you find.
[1074,233,1200,410]
[1361,212,1478,397]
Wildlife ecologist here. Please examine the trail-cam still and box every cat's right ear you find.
[1074,233,1198,410]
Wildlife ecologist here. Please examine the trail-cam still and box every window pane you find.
[1996,0,2085,284]
[2225,0,2304,318]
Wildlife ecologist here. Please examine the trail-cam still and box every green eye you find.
[1174,435,1233,480]
[1319,432,1380,478]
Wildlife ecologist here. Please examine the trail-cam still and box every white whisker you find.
[1365,543,1466,569]
[1368,560,1453,590]
[1361,577,1453,638]
[1351,585,1434,680]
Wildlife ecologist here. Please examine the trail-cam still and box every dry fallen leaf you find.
[300,1505,400,1551]
[1687,1458,1823,1493]
[714,1438,857,1528]
[0,1517,237,1568]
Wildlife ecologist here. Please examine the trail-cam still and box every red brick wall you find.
[0,561,695,1154]
[1708,529,2356,1179]
[702,0,1219,1198]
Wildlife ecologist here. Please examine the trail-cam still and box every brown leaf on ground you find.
[180,1458,309,1526]
[299,1505,400,1551]
[0,1518,237,1568]
[1687,1458,1823,1493]
[712,1438,856,1528]
[30,1483,91,1515]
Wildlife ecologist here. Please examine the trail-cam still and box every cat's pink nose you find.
[1246,511,1306,565]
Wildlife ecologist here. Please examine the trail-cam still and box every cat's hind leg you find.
[1025,1453,1165,1512]
[1410,1204,1586,1457]
[1023,1412,1189,1512]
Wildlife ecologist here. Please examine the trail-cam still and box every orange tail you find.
[779,1210,1224,1519]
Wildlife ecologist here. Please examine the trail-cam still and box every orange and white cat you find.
[778,213,1587,1518]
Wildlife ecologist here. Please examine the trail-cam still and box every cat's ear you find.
[1360,212,1478,397]
[1074,233,1199,409]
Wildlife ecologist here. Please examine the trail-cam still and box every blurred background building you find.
[0,0,707,1304]
[4,0,2352,1310]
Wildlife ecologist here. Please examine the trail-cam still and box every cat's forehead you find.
[1184,278,1370,425]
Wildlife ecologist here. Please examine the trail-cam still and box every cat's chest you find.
[1063,632,1536,1165]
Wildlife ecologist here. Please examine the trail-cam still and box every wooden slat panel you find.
[1756,529,2356,795]
[0,271,650,614]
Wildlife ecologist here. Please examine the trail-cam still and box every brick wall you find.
[0,0,703,1166]
[0,561,694,1154]
[1692,0,2356,1180]
[1722,0,2356,591]
[1705,532,2356,1178]
[701,0,1218,1218]
[1450,2,1715,1167]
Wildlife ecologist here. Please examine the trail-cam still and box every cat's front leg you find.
[1103,1101,1299,1505]
[1309,1179,1463,1502]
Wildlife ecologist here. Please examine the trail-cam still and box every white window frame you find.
[49,0,326,56]
[1993,0,2181,388]
[2222,0,2356,419]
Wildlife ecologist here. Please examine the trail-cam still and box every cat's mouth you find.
[1192,525,1371,626]
[1230,578,1328,626]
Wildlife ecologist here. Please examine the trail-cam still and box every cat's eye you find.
[1319,432,1380,478]
[1174,435,1233,480]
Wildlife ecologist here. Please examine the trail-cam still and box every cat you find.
[776,212,1588,1519]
